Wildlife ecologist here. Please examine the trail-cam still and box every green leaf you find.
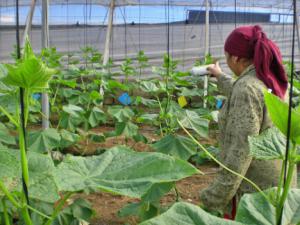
[141,182,174,203]
[137,114,159,124]
[62,104,84,118]
[2,39,56,89]
[51,79,77,88]
[0,150,59,203]
[59,112,83,132]
[179,87,203,97]
[60,129,80,149]
[28,128,61,153]
[249,127,286,160]
[264,92,300,143]
[88,107,106,127]
[107,80,129,91]
[140,202,242,225]
[135,96,158,107]
[152,134,198,160]
[179,110,209,138]
[27,151,60,203]
[115,121,139,138]
[0,149,20,192]
[140,81,161,93]
[54,146,199,197]
[236,188,300,225]
[89,132,106,143]
[107,106,135,122]
[0,123,15,146]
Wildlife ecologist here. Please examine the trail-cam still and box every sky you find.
[0,4,293,25]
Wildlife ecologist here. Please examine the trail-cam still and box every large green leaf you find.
[248,127,286,160]
[264,92,300,143]
[179,87,203,97]
[27,152,60,203]
[152,134,198,160]
[139,81,161,93]
[28,128,61,153]
[0,123,15,146]
[88,107,106,127]
[137,114,159,124]
[236,188,300,225]
[62,104,84,118]
[140,202,242,225]
[179,110,209,138]
[115,121,139,138]
[1,39,56,89]
[60,129,80,149]
[54,146,199,197]
[59,112,83,132]
[107,106,135,122]
[0,149,20,192]
[0,150,59,203]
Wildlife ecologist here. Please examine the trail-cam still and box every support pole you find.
[295,6,300,55]
[22,0,36,47]
[42,0,50,129]
[100,0,115,106]
[203,0,210,108]
[103,0,115,65]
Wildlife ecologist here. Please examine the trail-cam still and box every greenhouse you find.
[0,0,300,224]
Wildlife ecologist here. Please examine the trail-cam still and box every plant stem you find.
[44,192,72,225]
[21,205,33,225]
[2,199,11,225]
[0,181,21,208]
[0,106,19,127]
[51,83,60,106]
[276,161,285,204]
[174,186,180,202]
[24,89,30,127]
[177,119,271,203]
[27,205,52,220]
[18,123,29,188]
[276,145,296,223]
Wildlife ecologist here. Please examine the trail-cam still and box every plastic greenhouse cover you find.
[0,0,293,9]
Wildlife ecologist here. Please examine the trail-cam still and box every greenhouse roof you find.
[0,0,293,9]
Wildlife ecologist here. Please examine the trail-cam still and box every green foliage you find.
[140,202,242,225]
[28,128,61,153]
[236,188,300,225]
[54,146,199,197]
[107,106,135,122]
[264,92,300,144]
[1,39,56,89]
[152,134,198,160]
[52,198,95,225]
[249,127,286,160]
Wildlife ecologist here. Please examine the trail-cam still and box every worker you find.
[200,25,296,219]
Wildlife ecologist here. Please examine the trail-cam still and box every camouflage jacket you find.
[200,65,294,211]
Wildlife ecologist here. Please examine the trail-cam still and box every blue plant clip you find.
[216,99,223,109]
[118,92,131,105]
[32,93,41,100]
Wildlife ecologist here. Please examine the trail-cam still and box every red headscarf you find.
[224,25,288,99]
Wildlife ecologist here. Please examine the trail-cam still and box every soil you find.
[66,125,219,225]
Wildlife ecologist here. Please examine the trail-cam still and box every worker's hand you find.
[206,61,223,79]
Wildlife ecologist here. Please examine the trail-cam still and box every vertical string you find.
[16,0,29,205]
[279,0,296,223]
[124,7,127,58]
[234,0,237,28]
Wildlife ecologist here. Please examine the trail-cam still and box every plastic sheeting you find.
[0,0,293,9]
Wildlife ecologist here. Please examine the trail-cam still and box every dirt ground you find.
[66,125,219,225]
